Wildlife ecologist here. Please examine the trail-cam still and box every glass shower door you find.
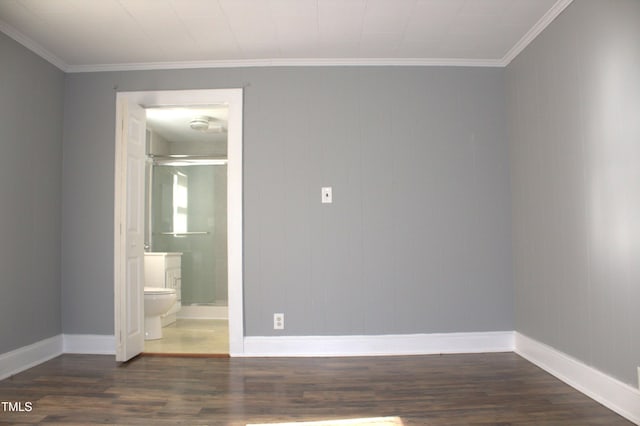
[150,164,228,306]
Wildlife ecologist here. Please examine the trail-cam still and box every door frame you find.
[114,89,244,356]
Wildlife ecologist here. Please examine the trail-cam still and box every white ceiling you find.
[146,105,228,147]
[0,0,572,72]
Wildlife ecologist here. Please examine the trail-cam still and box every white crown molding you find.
[500,0,574,66]
[241,331,515,357]
[0,19,68,71]
[515,333,640,425]
[0,335,63,380]
[65,57,504,73]
[1,0,571,73]
[0,20,506,72]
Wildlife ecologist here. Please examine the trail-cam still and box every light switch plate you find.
[322,187,332,203]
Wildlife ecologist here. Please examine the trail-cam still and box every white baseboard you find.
[62,334,115,355]
[515,333,640,425]
[178,305,228,320]
[8,331,636,425]
[0,335,63,380]
[242,331,515,357]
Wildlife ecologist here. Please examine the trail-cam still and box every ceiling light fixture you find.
[189,115,212,131]
[189,115,211,132]
[189,115,227,133]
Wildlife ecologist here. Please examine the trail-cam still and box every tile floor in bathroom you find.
[143,319,229,355]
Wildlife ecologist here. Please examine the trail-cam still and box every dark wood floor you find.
[0,352,631,425]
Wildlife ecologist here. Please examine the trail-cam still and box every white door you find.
[115,89,244,357]
[115,98,146,362]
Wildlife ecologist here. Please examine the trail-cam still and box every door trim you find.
[114,89,244,356]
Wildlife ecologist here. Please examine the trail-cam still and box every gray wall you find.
[0,32,64,353]
[507,0,640,387]
[61,66,513,337]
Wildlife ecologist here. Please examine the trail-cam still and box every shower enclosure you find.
[147,159,228,308]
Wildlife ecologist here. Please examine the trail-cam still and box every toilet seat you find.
[144,286,176,295]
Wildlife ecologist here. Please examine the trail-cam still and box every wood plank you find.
[0,353,632,425]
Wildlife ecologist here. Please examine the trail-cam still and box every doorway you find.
[143,105,229,354]
[114,89,244,361]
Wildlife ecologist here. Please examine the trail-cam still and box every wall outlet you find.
[321,187,332,203]
[637,366,640,390]
[274,313,284,330]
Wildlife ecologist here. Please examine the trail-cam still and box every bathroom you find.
[142,105,229,355]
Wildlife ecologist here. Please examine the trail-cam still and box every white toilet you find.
[143,287,177,340]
